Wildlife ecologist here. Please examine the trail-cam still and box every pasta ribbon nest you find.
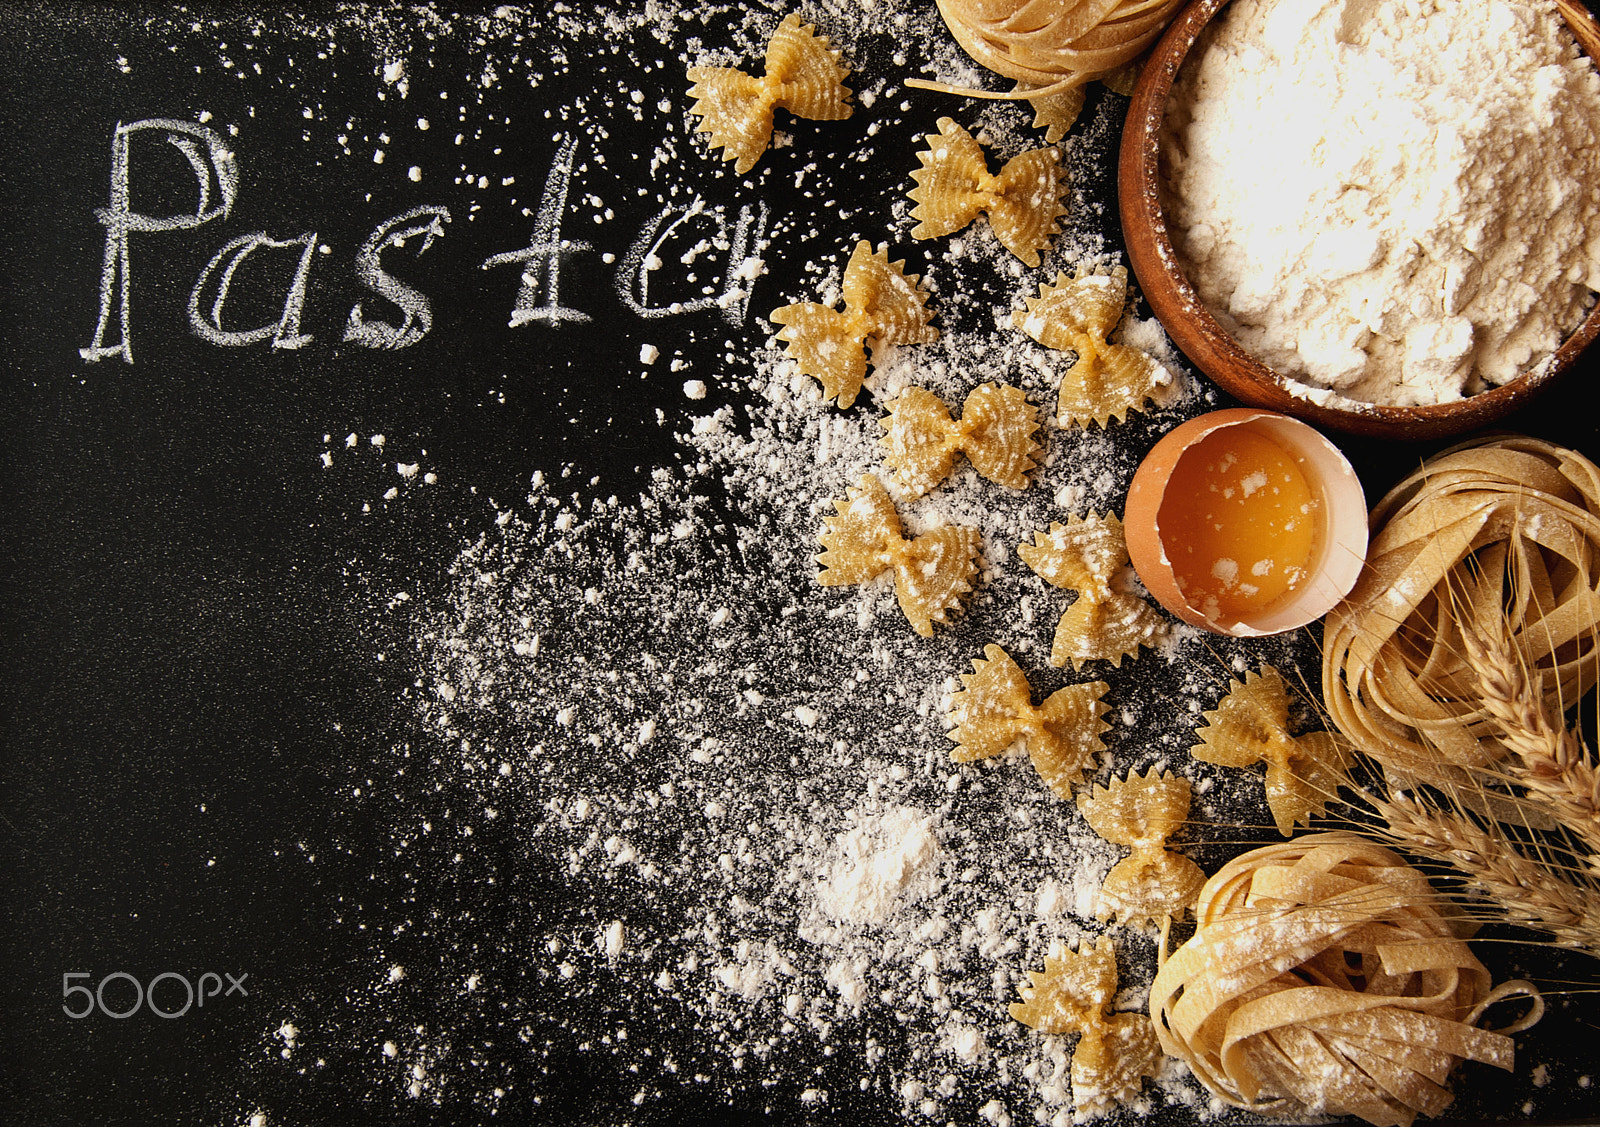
[1321,435,1600,788]
[933,0,1184,96]
[1150,833,1540,1127]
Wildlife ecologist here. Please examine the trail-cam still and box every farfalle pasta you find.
[1078,769,1204,925]
[1023,85,1088,144]
[1018,513,1167,669]
[946,643,1109,797]
[907,117,1067,267]
[879,382,1040,498]
[686,13,852,174]
[1014,265,1171,427]
[816,474,980,637]
[1192,665,1351,837]
[1150,833,1540,1127]
[1010,937,1163,1116]
[771,241,939,409]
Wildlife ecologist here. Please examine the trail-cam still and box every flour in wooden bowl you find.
[1161,0,1600,407]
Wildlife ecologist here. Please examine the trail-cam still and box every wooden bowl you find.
[1118,0,1600,441]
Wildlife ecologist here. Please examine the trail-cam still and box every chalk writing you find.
[79,118,773,364]
[81,119,239,364]
[189,232,317,350]
[618,198,771,325]
[346,206,452,350]
[481,134,591,327]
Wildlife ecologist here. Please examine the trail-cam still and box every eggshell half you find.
[1125,409,1368,637]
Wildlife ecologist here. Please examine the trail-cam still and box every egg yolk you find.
[1156,427,1322,623]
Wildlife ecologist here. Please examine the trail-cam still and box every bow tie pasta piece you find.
[1022,83,1088,144]
[1078,769,1205,925]
[687,13,853,174]
[1018,513,1167,669]
[880,382,1040,498]
[1014,265,1172,427]
[946,643,1109,797]
[1010,937,1163,1116]
[816,474,980,637]
[1192,665,1352,837]
[771,242,939,409]
[907,117,1067,267]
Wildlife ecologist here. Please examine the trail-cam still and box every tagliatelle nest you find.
[1150,833,1541,1127]
[1322,436,1600,789]
[911,0,1185,139]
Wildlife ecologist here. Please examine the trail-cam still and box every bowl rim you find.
[1117,0,1600,440]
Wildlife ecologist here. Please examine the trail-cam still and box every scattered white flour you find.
[1164,0,1600,405]
[815,806,944,925]
[121,2,1577,1124]
[387,311,1314,1123]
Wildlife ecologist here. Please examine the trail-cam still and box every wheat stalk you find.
[1367,791,1600,957]
[1307,437,1600,968]
[1457,616,1600,859]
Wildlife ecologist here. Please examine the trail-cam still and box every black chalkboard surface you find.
[4,4,1599,1127]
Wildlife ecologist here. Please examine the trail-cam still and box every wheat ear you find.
[1458,618,1600,859]
[1369,791,1600,957]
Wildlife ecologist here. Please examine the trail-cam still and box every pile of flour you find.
[1163,0,1600,406]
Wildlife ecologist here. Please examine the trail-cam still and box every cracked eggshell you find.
[1124,409,1368,637]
